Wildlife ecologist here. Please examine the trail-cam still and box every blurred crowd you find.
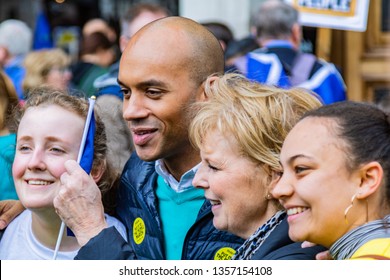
[1,0,389,262]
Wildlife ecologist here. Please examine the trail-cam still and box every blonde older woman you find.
[190,73,324,259]
[23,48,72,96]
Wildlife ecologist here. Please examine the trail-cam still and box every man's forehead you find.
[125,29,191,62]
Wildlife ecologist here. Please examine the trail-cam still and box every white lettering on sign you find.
[297,0,351,12]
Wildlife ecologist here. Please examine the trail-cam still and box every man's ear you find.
[197,75,220,102]
[357,161,383,199]
[250,26,257,38]
[291,23,301,50]
[119,35,129,53]
[91,160,106,183]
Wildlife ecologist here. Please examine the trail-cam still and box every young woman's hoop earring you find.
[344,193,358,225]
[364,198,369,224]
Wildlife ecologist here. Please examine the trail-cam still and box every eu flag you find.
[67,97,95,237]
[33,10,53,50]
[78,97,95,174]
[79,103,95,174]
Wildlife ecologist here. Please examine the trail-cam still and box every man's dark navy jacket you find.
[75,153,325,260]
[75,152,244,260]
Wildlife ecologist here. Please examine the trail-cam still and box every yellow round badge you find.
[133,217,146,245]
[214,247,236,260]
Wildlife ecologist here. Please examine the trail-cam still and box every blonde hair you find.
[190,73,322,172]
[0,70,19,131]
[23,48,70,94]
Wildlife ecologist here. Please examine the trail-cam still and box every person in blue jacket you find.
[236,0,346,105]
[50,16,245,260]
[0,19,32,102]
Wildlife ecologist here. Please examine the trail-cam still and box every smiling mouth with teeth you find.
[136,131,151,135]
[27,180,53,186]
[134,129,158,135]
[287,207,308,216]
[209,200,221,206]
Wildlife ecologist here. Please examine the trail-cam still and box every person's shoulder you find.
[251,236,325,260]
[1,209,30,236]
[93,62,121,98]
[93,73,118,89]
[351,238,390,259]
[93,61,119,88]
[96,95,122,110]
[266,241,325,260]
[87,64,108,76]
[311,57,338,73]
[251,216,325,260]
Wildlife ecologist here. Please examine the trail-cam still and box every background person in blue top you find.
[238,0,346,105]
[0,19,32,103]
[51,16,244,260]
[0,70,19,200]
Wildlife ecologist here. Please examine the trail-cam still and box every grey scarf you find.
[330,215,390,259]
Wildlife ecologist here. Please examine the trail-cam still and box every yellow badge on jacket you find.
[133,217,146,245]
[214,247,236,260]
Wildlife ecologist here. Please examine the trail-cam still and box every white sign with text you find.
[285,0,370,32]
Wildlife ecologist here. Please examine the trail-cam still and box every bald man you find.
[93,3,170,99]
[92,4,170,181]
[52,16,244,260]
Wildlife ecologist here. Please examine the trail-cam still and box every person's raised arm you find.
[0,200,25,230]
[54,160,108,246]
